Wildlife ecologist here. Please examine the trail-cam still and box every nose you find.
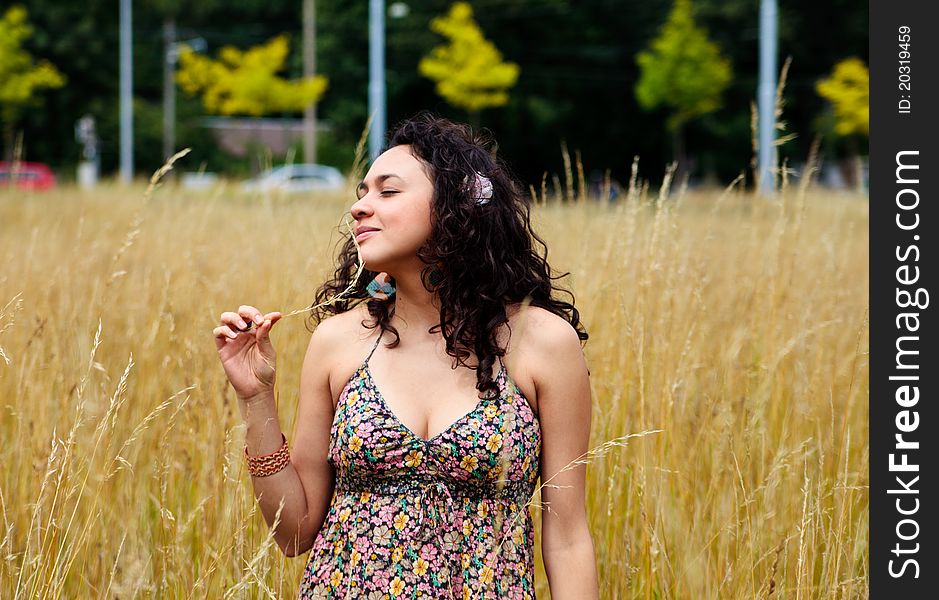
[350,196,373,221]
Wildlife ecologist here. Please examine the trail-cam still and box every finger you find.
[213,325,239,350]
[256,317,276,354]
[238,305,265,327]
[213,325,239,340]
[251,315,278,348]
[221,311,251,332]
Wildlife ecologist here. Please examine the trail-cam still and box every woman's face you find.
[349,144,435,274]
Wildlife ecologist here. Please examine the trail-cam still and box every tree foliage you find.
[175,34,328,117]
[15,0,868,182]
[815,57,868,137]
[0,5,65,127]
[418,2,520,113]
[634,0,731,131]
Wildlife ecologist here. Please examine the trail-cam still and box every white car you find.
[241,164,346,193]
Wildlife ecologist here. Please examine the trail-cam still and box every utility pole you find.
[119,0,133,183]
[162,17,176,163]
[757,0,777,196]
[303,0,318,164]
[163,36,204,169]
[368,0,386,162]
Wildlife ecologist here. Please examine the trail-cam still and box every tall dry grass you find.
[0,170,868,598]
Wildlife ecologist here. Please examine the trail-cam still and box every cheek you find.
[403,204,434,236]
[376,215,430,252]
[417,200,435,231]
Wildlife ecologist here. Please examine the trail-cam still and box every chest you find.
[328,316,540,440]
[330,361,541,487]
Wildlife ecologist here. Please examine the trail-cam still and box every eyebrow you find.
[356,174,404,197]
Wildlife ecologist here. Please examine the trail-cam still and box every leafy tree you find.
[635,0,731,180]
[816,57,868,137]
[816,57,868,190]
[418,2,519,126]
[13,0,868,184]
[176,34,327,116]
[0,5,65,161]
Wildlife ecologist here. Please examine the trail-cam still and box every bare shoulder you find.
[507,303,582,352]
[309,303,380,406]
[504,304,585,415]
[311,302,374,343]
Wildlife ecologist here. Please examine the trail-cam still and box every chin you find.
[360,255,388,274]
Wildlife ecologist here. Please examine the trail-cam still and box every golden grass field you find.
[0,173,868,598]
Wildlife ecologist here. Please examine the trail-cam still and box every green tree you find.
[176,34,327,116]
[0,5,65,161]
[816,57,868,190]
[13,0,868,183]
[816,57,868,137]
[418,2,519,126]
[635,0,731,180]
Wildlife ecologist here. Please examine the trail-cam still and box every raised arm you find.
[217,308,340,557]
[271,315,341,555]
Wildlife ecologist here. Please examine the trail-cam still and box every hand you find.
[213,305,283,402]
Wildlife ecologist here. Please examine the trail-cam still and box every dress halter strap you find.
[364,328,384,365]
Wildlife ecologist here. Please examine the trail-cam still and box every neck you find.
[386,268,441,338]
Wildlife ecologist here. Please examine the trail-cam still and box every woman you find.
[213,112,598,599]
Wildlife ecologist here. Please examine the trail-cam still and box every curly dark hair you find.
[307,111,588,399]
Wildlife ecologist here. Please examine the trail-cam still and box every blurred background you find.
[3,0,868,191]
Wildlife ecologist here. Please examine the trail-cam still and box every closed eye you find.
[379,190,399,196]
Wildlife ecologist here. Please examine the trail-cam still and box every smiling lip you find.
[355,230,378,242]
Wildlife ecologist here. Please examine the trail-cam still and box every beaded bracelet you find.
[245,433,291,477]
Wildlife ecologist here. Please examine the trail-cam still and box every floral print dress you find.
[299,329,542,600]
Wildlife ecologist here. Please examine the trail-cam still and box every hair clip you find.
[463,171,493,205]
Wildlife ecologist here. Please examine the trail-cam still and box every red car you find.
[0,162,57,191]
